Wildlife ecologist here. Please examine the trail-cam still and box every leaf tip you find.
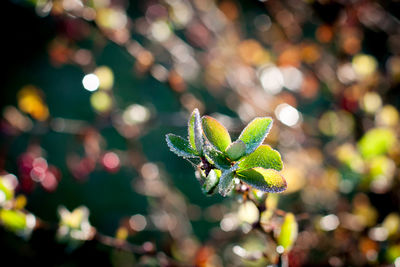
[237,168,287,193]
[165,133,197,158]
[188,109,204,154]
[225,140,246,161]
[201,115,232,152]
[238,117,274,155]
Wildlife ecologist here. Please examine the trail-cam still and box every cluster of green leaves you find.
[57,206,93,250]
[166,109,286,196]
[0,175,35,238]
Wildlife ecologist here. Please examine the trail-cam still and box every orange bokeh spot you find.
[17,86,49,121]
[278,46,301,67]
[238,39,270,66]
[316,25,333,43]
[301,44,321,64]
[218,1,239,21]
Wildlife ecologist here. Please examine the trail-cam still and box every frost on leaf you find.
[166,134,197,158]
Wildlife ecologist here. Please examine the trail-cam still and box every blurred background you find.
[1,0,400,266]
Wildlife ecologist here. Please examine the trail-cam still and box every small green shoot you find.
[166,109,286,197]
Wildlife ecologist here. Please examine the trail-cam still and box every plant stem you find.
[200,156,213,176]
[278,253,289,267]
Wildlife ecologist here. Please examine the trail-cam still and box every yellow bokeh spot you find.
[368,155,394,179]
[319,111,354,137]
[90,91,112,112]
[94,66,114,90]
[352,54,377,78]
[319,111,340,136]
[66,209,85,229]
[17,85,49,121]
[361,92,382,114]
[281,165,306,194]
[14,195,27,210]
[354,203,378,228]
[96,8,127,30]
[238,39,270,66]
[376,105,399,127]
[116,226,129,240]
[238,201,259,224]
[382,213,400,237]
[301,44,321,64]
[336,143,364,172]
[151,20,172,42]
[91,0,110,9]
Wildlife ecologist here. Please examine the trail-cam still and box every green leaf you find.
[238,117,273,155]
[225,140,246,161]
[277,212,298,252]
[237,167,287,193]
[202,116,231,152]
[204,144,232,170]
[201,169,220,195]
[238,145,283,171]
[0,179,14,203]
[358,128,396,159]
[386,244,400,263]
[166,134,197,158]
[0,209,27,232]
[368,155,393,179]
[188,109,203,155]
[218,169,236,197]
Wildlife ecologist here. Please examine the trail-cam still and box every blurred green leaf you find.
[202,116,231,152]
[238,145,283,171]
[358,128,396,159]
[166,134,197,158]
[368,155,394,179]
[239,236,269,266]
[238,117,272,155]
[277,212,298,252]
[188,109,203,155]
[386,244,400,263]
[237,167,287,193]
[225,140,246,161]
[0,180,13,203]
[0,209,27,232]
[59,206,90,230]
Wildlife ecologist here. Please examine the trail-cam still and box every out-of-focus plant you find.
[57,206,93,249]
[0,174,36,238]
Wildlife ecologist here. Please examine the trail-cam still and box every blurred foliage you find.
[1,0,400,266]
